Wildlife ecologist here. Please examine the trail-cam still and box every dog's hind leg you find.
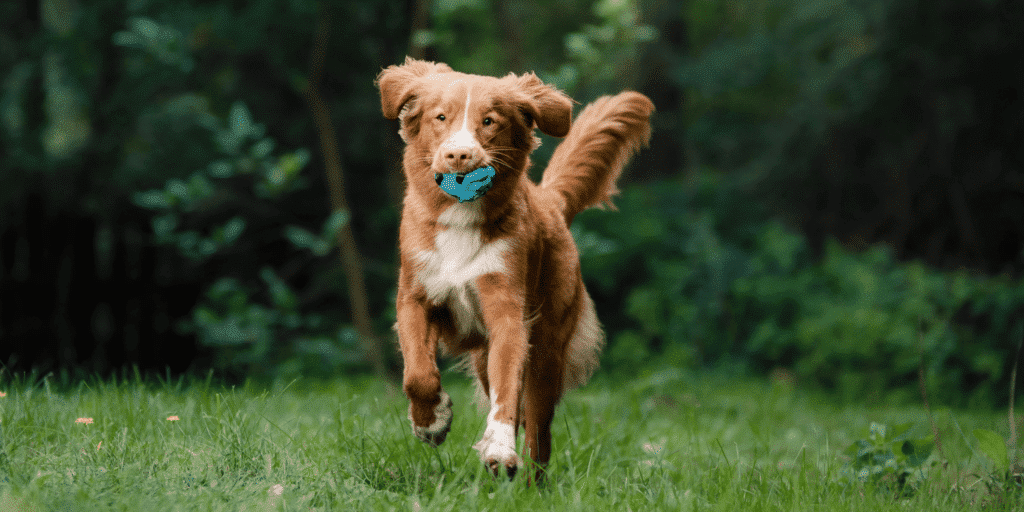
[469,348,490,403]
[522,347,562,482]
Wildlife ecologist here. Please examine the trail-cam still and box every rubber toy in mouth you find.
[434,166,496,203]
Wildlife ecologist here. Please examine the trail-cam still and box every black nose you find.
[434,173,443,185]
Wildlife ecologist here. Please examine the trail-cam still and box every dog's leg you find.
[396,294,452,446]
[472,274,528,478]
[522,347,562,481]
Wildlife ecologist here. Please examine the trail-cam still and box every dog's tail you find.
[540,92,653,225]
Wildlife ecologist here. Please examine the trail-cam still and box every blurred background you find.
[0,0,1021,406]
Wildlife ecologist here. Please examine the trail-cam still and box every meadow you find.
[0,368,1018,511]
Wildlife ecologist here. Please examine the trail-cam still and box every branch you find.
[304,3,387,379]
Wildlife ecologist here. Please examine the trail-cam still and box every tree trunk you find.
[305,4,387,379]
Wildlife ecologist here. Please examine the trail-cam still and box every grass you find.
[0,367,1019,511]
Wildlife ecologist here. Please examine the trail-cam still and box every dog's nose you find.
[445,148,475,169]
[439,128,483,172]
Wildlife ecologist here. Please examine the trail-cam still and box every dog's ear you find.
[512,73,573,138]
[376,57,453,119]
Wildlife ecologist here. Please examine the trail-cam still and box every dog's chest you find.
[412,207,509,337]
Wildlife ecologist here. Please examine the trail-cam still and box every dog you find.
[376,57,653,479]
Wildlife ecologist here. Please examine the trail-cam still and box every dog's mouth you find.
[434,166,496,203]
[435,172,467,186]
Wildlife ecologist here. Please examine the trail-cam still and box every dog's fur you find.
[377,57,653,478]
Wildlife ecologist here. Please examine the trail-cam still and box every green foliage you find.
[842,422,935,494]
[2,0,1021,402]
[575,172,1024,404]
[974,428,1010,472]
[426,0,654,96]
[680,0,884,174]
[678,0,1024,270]
[112,9,381,377]
[130,94,360,376]
[556,0,657,95]
[1,0,408,375]
[284,210,350,257]
[132,100,310,262]
[970,427,1024,498]
[113,17,195,73]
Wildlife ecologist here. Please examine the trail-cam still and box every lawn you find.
[0,367,1018,511]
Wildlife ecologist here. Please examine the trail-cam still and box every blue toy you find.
[434,166,496,203]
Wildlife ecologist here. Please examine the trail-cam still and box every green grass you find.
[0,368,1018,511]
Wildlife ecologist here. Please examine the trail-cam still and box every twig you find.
[1008,320,1023,469]
[918,316,943,458]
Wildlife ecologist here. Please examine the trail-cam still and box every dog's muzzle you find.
[434,166,496,203]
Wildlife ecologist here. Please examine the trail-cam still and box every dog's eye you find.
[436,114,446,121]
[482,117,493,126]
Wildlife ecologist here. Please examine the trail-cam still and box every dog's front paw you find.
[473,425,522,479]
[410,391,452,446]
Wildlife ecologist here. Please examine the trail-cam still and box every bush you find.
[678,0,1024,271]
[131,99,367,378]
[574,170,1023,405]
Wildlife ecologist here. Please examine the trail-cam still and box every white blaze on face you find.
[440,84,479,164]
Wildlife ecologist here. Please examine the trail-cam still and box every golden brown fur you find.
[376,57,653,479]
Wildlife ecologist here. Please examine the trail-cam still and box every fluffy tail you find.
[541,91,654,225]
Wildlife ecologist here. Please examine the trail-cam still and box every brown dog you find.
[376,57,653,478]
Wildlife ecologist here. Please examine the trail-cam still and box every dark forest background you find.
[1,0,1022,406]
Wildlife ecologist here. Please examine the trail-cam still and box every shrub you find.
[574,170,1024,405]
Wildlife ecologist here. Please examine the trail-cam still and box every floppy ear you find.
[375,57,454,119]
[512,72,573,137]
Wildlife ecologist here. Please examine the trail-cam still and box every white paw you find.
[410,391,452,446]
[472,407,522,478]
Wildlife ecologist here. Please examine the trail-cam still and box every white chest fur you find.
[413,203,509,337]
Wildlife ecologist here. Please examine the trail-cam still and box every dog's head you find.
[376,58,572,202]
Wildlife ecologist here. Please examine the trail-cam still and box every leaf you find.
[187,173,214,200]
[284,226,317,249]
[219,217,246,245]
[853,439,874,461]
[842,441,860,458]
[260,267,297,312]
[207,160,233,178]
[166,179,189,204]
[901,438,934,467]
[207,278,243,300]
[973,428,1009,471]
[193,307,219,325]
[229,102,254,137]
[889,422,913,440]
[151,214,177,238]
[112,30,143,48]
[197,239,216,257]
[250,138,275,159]
[320,209,350,240]
[311,241,330,257]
